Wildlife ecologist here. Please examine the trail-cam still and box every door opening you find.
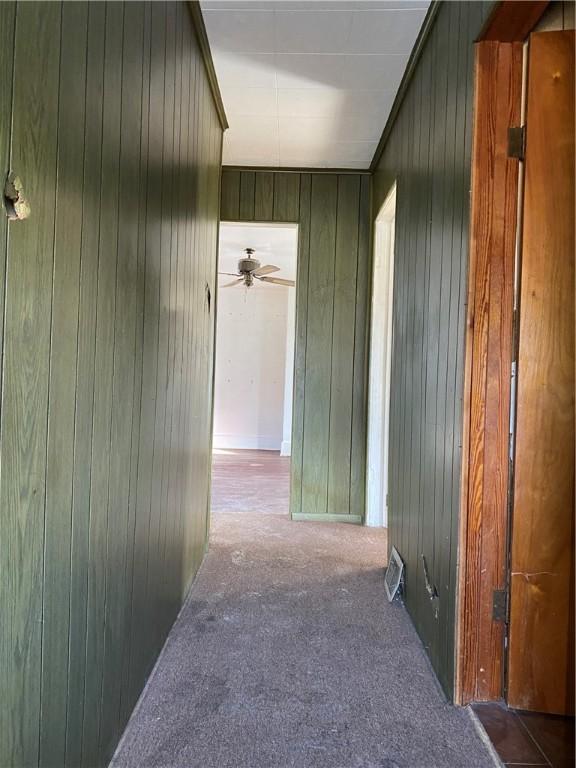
[212,222,298,516]
[366,184,396,528]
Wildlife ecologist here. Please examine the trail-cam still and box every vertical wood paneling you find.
[99,4,145,755]
[0,3,223,767]
[0,4,61,765]
[40,5,88,766]
[81,4,124,760]
[221,169,369,523]
[220,168,240,220]
[254,171,274,220]
[327,175,359,516]
[119,0,152,729]
[239,170,255,219]
[273,172,300,221]
[302,175,338,517]
[65,6,106,764]
[350,175,371,522]
[372,1,494,698]
[290,174,311,518]
[0,5,16,757]
[0,0,15,428]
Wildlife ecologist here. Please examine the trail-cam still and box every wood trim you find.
[187,1,229,130]
[456,40,523,704]
[292,513,363,524]
[479,1,550,42]
[206,131,225,551]
[369,1,441,172]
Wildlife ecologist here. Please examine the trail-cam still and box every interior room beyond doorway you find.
[213,222,298,517]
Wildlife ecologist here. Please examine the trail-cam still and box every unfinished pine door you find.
[507,30,575,715]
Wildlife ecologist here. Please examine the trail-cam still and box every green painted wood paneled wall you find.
[221,169,370,524]
[371,1,494,698]
[0,3,223,766]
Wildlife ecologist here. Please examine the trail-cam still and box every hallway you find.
[113,450,498,768]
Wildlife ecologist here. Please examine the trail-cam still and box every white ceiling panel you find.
[274,53,344,89]
[221,86,278,116]
[214,52,277,87]
[338,53,408,90]
[201,0,430,168]
[274,11,354,53]
[347,8,427,53]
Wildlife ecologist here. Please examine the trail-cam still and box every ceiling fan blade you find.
[218,271,240,277]
[252,264,279,277]
[221,278,244,288]
[258,276,295,287]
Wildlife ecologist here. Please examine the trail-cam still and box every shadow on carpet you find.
[112,511,499,768]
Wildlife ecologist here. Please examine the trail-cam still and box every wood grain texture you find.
[327,175,359,516]
[507,30,575,715]
[40,5,89,766]
[65,6,106,764]
[0,4,60,765]
[0,4,16,760]
[290,174,311,519]
[0,3,223,767]
[302,175,338,516]
[481,1,550,41]
[457,39,523,705]
[372,1,494,699]
[221,169,370,523]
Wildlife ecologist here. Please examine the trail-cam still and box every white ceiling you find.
[219,222,298,282]
[201,0,429,169]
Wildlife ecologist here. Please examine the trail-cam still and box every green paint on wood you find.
[40,5,89,766]
[220,168,240,220]
[371,1,493,699]
[1,3,61,765]
[0,3,223,767]
[254,171,274,220]
[303,174,338,517]
[290,174,311,519]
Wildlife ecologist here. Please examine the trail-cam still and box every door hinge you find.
[492,588,508,623]
[508,126,526,160]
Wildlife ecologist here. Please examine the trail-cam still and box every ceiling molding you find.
[187,1,229,130]
[223,165,371,176]
[369,0,441,172]
[478,0,550,42]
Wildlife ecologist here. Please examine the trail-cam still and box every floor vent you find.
[385,546,404,602]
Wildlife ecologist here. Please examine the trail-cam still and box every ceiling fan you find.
[219,248,295,289]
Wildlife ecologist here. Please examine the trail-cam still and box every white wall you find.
[280,288,296,456]
[366,184,396,527]
[214,278,291,450]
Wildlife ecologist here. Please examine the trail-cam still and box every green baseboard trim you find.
[291,513,363,525]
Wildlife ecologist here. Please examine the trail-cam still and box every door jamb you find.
[455,0,550,706]
[366,183,396,528]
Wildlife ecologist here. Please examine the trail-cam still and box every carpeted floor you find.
[112,449,499,768]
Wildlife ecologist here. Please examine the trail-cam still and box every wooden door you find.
[507,30,575,715]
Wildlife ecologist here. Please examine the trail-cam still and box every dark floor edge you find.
[467,707,507,768]
[109,552,211,767]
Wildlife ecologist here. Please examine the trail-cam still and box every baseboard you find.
[280,440,291,456]
[213,434,282,451]
[291,513,363,525]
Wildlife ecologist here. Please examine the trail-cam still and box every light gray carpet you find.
[113,453,498,768]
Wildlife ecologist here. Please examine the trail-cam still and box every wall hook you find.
[4,171,30,221]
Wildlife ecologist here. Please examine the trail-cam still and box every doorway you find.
[458,0,575,727]
[212,222,298,515]
[366,184,396,528]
